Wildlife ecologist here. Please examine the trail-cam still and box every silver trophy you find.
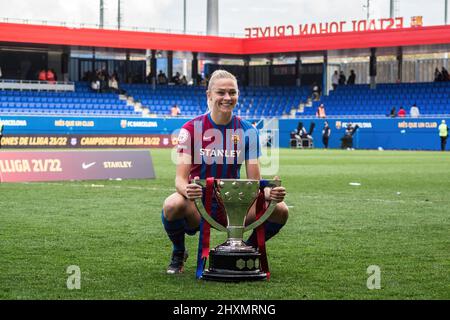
[193,178,280,281]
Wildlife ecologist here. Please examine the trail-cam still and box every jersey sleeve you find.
[176,121,194,156]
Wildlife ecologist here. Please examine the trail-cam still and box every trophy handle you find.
[192,179,227,232]
[243,180,281,232]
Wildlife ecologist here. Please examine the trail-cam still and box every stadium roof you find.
[1,22,450,58]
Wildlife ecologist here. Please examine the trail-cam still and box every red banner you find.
[0,150,155,182]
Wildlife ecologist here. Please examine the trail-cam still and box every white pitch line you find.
[10,183,436,204]
[298,194,433,204]
[16,181,175,192]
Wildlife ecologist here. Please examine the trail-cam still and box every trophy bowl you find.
[193,178,280,282]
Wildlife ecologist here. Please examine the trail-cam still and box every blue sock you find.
[161,210,186,253]
[245,221,285,248]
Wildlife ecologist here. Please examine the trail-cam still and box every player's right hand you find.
[185,176,203,200]
[269,176,286,203]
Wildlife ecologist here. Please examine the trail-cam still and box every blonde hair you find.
[207,69,238,91]
[206,70,239,110]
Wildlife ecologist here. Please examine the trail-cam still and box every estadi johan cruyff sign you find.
[244,16,424,38]
[0,150,155,182]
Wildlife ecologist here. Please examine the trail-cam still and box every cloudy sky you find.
[0,0,448,36]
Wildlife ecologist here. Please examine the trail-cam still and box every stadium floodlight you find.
[206,0,218,35]
[363,0,371,20]
[390,0,400,19]
[118,0,123,30]
[99,0,104,28]
[183,0,187,34]
[446,0,448,25]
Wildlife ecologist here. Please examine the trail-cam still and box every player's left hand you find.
[269,176,286,203]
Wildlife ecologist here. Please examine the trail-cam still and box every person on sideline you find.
[439,120,448,151]
[322,121,331,149]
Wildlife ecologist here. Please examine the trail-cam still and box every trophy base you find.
[202,249,267,282]
[202,270,267,282]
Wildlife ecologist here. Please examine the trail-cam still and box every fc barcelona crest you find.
[231,134,240,145]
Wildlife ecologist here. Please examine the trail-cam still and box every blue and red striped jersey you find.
[177,113,260,180]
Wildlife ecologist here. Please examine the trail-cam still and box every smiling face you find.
[207,78,239,115]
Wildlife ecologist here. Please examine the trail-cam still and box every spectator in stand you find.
[434,67,443,82]
[158,70,168,85]
[347,70,356,85]
[410,103,420,118]
[441,67,450,81]
[179,75,188,86]
[98,69,109,93]
[146,71,152,84]
[316,103,326,118]
[331,70,339,90]
[0,65,3,78]
[38,69,47,82]
[171,72,181,85]
[397,106,406,117]
[109,74,123,94]
[170,104,181,116]
[203,74,209,86]
[194,73,202,86]
[46,69,56,84]
[91,79,100,92]
[90,72,100,93]
[338,71,346,85]
[311,82,321,101]
[389,107,397,118]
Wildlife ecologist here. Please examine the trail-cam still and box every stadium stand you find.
[1,80,448,118]
[1,81,309,118]
[122,84,311,117]
[298,81,450,117]
[0,82,141,116]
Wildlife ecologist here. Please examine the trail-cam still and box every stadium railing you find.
[0,79,75,92]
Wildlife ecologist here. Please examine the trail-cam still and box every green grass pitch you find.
[1,148,449,299]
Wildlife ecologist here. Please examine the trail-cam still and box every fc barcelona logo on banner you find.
[410,16,423,27]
